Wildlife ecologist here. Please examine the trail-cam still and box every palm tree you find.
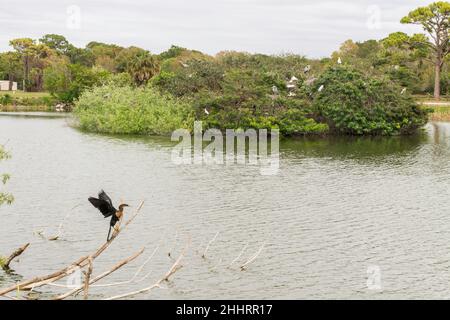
[127,52,160,86]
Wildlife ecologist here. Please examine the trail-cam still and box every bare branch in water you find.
[104,237,191,300]
[1,243,30,270]
[202,231,220,259]
[240,243,265,271]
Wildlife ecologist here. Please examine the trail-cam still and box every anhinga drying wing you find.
[88,190,129,241]
[88,190,116,218]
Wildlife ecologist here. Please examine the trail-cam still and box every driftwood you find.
[54,247,145,300]
[0,201,144,297]
[2,243,30,270]
[83,258,93,300]
[104,239,190,300]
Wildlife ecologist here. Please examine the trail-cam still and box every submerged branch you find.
[54,247,145,300]
[104,237,190,300]
[1,243,30,270]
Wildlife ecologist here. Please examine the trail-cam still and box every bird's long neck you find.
[116,207,124,219]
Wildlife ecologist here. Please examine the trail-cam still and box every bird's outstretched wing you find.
[98,190,113,206]
[88,196,115,217]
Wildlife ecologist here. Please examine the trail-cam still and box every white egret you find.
[304,65,311,73]
[272,86,279,95]
[318,85,324,92]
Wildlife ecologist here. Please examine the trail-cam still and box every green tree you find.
[401,2,450,99]
[9,38,35,91]
[127,52,160,86]
[66,45,95,66]
[39,34,70,54]
[0,51,22,87]
[114,46,147,73]
[44,62,110,103]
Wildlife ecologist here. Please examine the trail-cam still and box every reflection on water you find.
[281,133,427,161]
[1,115,450,300]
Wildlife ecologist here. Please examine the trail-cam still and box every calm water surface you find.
[1,114,450,299]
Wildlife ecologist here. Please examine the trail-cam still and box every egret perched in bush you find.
[304,65,311,74]
[88,190,129,241]
[272,86,279,95]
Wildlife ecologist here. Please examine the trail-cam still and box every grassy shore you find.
[0,105,53,112]
[415,96,450,121]
[0,91,51,98]
[414,95,450,102]
[428,106,450,121]
[0,91,55,112]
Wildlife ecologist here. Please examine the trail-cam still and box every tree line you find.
[0,2,448,102]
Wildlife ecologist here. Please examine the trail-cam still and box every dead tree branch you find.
[202,232,219,259]
[104,238,190,300]
[2,243,30,270]
[83,258,93,300]
[54,247,145,300]
[0,201,145,297]
[228,243,248,268]
[240,243,265,271]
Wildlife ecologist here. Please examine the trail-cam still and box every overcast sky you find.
[1,0,428,58]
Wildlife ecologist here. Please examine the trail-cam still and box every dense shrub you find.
[74,85,194,135]
[0,94,12,105]
[312,66,429,135]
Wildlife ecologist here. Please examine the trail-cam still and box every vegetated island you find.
[1,2,449,136]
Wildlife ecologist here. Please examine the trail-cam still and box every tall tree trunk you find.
[434,62,441,100]
[23,55,29,92]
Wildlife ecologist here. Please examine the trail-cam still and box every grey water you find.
[1,113,450,299]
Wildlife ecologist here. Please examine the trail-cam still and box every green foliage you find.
[400,2,450,98]
[401,2,450,26]
[0,145,13,206]
[74,85,194,135]
[44,62,110,103]
[152,59,223,97]
[151,53,327,135]
[158,45,187,60]
[39,34,70,54]
[313,66,429,135]
[127,52,160,86]
[0,94,12,105]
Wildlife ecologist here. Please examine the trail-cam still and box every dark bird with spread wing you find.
[88,190,129,241]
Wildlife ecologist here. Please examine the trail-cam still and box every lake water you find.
[1,113,450,299]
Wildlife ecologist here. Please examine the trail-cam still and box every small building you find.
[0,81,18,91]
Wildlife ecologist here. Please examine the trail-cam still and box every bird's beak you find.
[123,204,130,207]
